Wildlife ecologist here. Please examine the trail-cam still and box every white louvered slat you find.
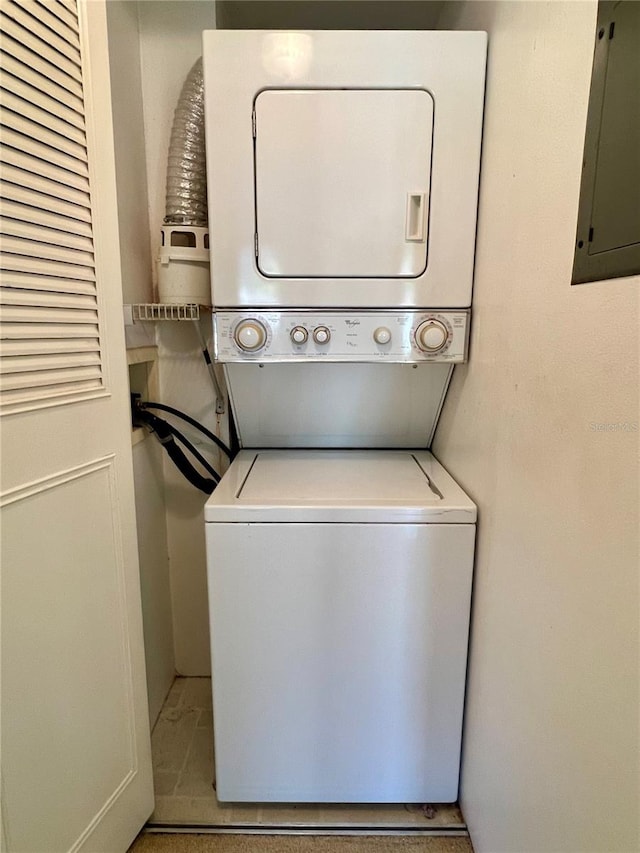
[0,337,98,357]
[0,217,94,253]
[2,69,85,131]
[13,0,79,42]
[1,55,84,117]
[1,106,87,161]
[1,253,95,281]
[1,350,102,375]
[0,182,92,224]
[1,127,89,179]
[0,91,85,145]
[0,378,102,407]
[1,164,90,208]
[0,365,102,392]
[0,271,96,296]
[2,33,82,100]
[0,322,100,340]
[0,236,94,268]
[0,304,99,325]
[55,0,77,14]
[1,146,89,193]
[1,3,81,65]
[0,288,97,311]
[34,0,79,34]
[0,0,105,412]
[0,199,92,238]
[0,20,82,89]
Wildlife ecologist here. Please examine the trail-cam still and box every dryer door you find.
[255,89,433,280]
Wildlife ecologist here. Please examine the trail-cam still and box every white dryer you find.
[205,450,476,803]
[203,30,487,309]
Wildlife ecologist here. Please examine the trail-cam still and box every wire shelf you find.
[132,303,201,322]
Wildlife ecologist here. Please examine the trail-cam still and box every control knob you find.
[415,319,449,353]
[373,326,392,345]
[313,326,331,345]
[290,326,308,345]
[234,318,267,352]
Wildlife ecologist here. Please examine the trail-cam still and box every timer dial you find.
[415,319,449,353]
[234,319,267,352]
[313,326,331,344]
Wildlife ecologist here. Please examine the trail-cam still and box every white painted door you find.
[0,2,153,851]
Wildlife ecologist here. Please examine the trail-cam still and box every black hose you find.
[163,438,215,494]
[163,420,220,483]
[138,410,216,494]
[140,401,233,460]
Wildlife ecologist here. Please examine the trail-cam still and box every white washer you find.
[205,449,476,803]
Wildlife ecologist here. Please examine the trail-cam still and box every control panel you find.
[214,311,469,363]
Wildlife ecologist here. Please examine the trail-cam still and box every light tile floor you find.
[149,677,466,833]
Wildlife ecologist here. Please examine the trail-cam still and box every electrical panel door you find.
[254,89,433,279]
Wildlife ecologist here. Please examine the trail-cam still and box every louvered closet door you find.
[0,2,154,851]
[0,0,102,408]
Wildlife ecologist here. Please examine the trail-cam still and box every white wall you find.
[105,0,153,306]
[132,438,175,724]
[137,1,225,675]
[106,1,175,722]
[433,3,639,852]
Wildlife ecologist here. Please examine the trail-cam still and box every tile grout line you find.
[170,679,215,801]
[174,710,202,794]
[154,677,200,800]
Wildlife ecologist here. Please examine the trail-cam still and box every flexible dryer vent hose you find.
[164,57,208,227]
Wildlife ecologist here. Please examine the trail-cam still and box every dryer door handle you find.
[405,192,427,242]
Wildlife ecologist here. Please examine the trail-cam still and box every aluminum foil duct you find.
[164,58,208,227]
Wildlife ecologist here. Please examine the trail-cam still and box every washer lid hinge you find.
[252,109,256,138]
[254,233,259,257]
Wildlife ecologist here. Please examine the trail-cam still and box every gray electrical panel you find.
[573,1,640,284]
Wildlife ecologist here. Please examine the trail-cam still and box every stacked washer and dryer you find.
[202,30,486,804]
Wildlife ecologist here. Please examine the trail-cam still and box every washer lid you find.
[205,450,476,523]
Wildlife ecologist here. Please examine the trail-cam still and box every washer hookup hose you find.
[138,400,233,460]
[131,395,221,494]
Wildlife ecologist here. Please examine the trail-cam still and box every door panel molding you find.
[1,454,115,506]
[2,455,145,851]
